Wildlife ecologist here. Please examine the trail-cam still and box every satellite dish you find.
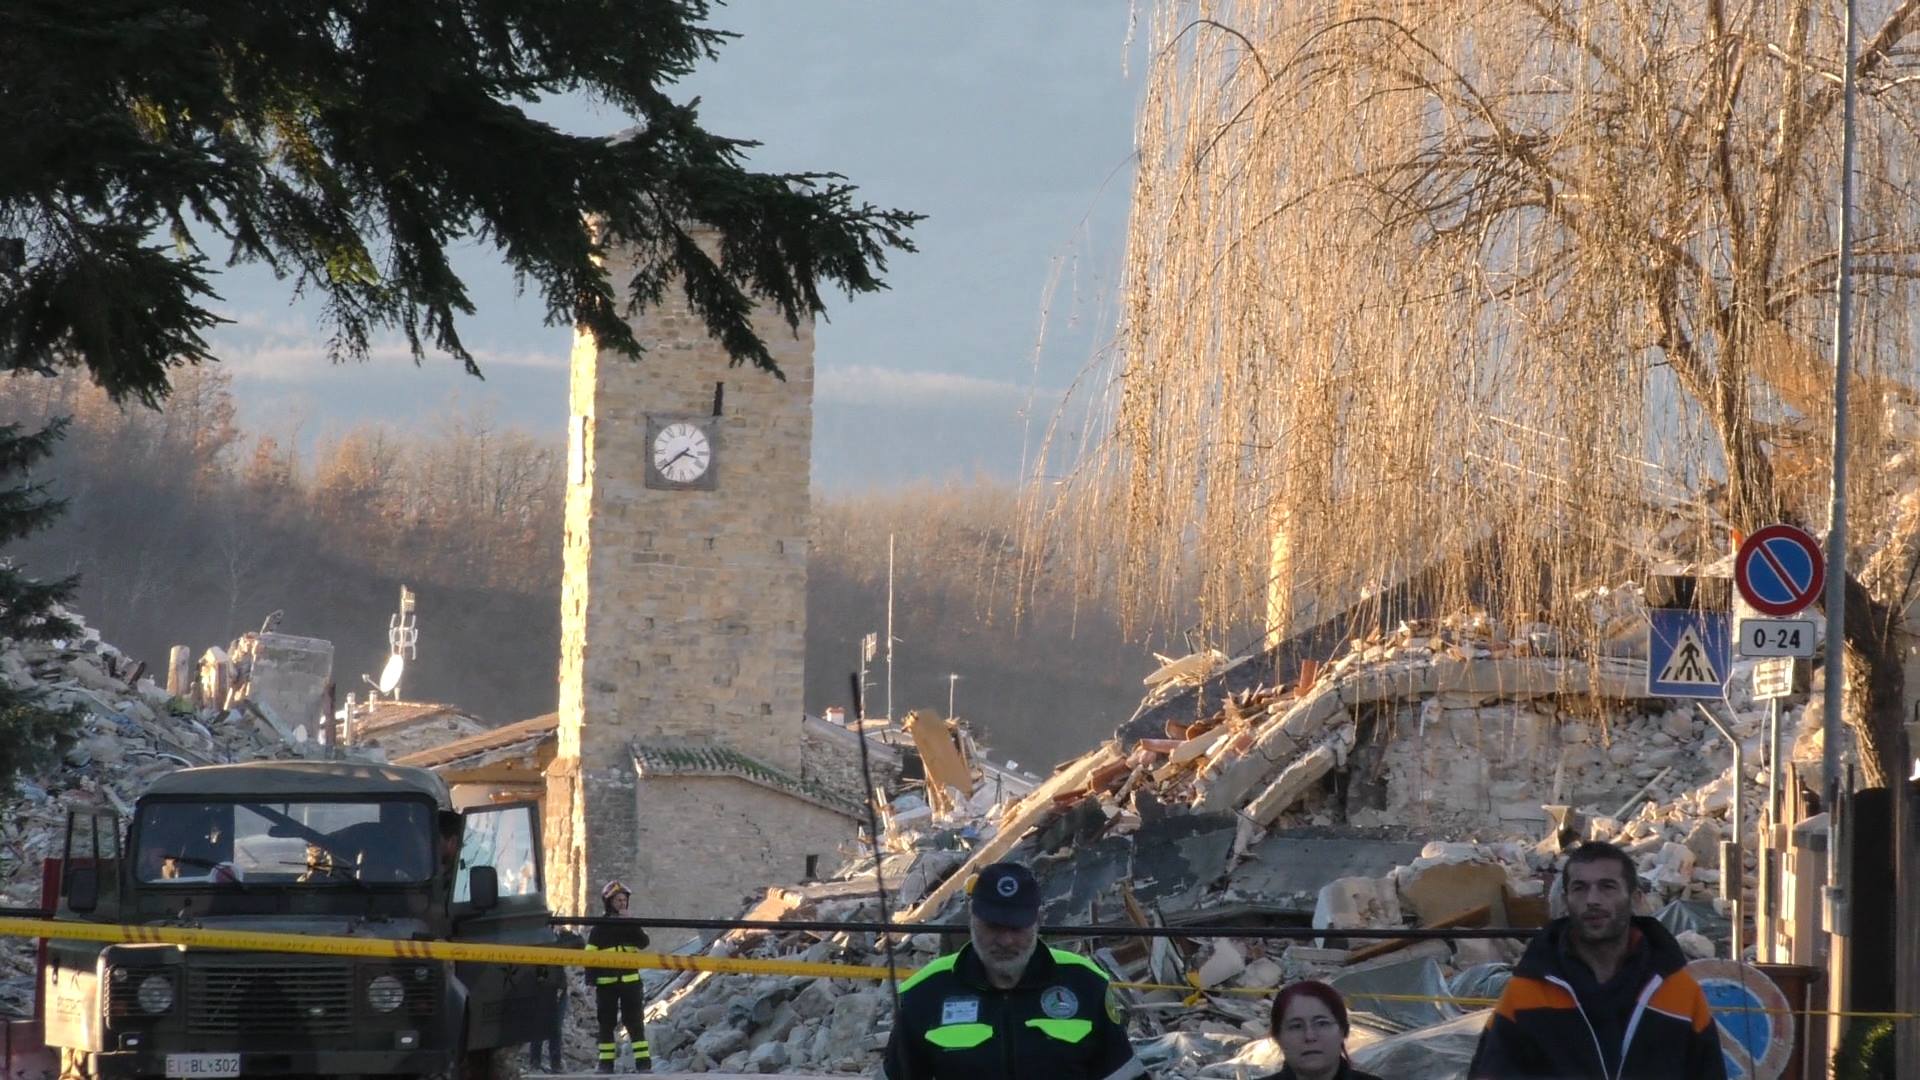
[377,653,406,696]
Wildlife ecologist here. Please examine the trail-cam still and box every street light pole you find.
[1823,0,1859,1061]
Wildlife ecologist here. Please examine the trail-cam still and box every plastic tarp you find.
[1328,956,1460,1032]
[1655,898,1732,943]
[1448,962,1513,1005]
[1194,1036,1284,1078]
[1134,1030,1247,1074]
[1349,1008,1492,1080]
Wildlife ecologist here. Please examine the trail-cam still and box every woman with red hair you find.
[1255,980,1384,1080]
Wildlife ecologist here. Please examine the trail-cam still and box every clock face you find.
[651,422,712,484]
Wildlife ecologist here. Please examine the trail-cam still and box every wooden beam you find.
[899,744,1122,923]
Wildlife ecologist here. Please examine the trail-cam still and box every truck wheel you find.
[58,1048,95,1080]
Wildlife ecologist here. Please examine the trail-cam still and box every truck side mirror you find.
[467,865,498,912]
[66,866,99,914]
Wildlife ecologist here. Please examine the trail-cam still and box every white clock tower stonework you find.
[547,228,855,928]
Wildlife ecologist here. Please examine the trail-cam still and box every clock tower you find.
[546,227,819,921]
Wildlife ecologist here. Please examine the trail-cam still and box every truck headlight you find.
[136,974,175,1014]
[367,974,405,1013]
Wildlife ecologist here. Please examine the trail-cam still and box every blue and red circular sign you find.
[1689,958,1795,1080]
[1734,524,1825,617]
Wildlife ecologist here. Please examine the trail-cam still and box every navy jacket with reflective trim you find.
[883,942,1145,1080]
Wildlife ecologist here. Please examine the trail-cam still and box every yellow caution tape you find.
[2,918,1914,1022]
[1117,981,1920,1020]
[0,917,895,982]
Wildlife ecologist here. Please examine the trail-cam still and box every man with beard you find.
[1468,842,1727,1079]
[883,862,1144,1079]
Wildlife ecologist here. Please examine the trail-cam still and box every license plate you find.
[165,1054,241,1078]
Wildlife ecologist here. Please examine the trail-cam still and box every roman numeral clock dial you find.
[647,420,715,489]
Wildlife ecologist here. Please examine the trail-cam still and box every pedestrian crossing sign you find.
[1648,609,1731,698]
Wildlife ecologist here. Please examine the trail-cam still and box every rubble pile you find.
[643,588,1809,1076]
[0,608,295,1012]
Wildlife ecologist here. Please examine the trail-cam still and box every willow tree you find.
[1044,1,1920,789]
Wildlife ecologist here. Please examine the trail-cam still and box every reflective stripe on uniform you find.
[588,942,645,983]
[1047,947,1111,979]
[1025,1017,1093,1043]
[897,951,958,994]
[923,1022,995,1049]
[597,1043,617,1060]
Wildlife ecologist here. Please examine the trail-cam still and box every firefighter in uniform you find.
[883,862,1145,1080]
[586,880,650,1072]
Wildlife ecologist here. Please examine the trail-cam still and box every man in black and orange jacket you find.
[1469,842,1727,1079]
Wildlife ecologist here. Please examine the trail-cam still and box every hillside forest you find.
[2,370,1176,769]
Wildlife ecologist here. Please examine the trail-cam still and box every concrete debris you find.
[0,605,300,1015]
[639,593,1799,1075]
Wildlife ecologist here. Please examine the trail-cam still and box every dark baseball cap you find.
[969,862,1041,928]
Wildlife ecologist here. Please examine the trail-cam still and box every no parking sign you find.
[1688,958,1796,1080]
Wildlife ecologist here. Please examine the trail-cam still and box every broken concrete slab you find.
[1191,686,1338,811]
[1245,741,1339,826]
[1231,832,1427,913]
[1394,856,1512,924]
[1129,812,1238,913]
[1313,876,1402,935]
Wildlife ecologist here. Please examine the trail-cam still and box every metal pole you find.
[948,674,958,719]
[1763,695,1781,961]
[886,533,896,725]
[1698,702,1744,962]
[1824,0,1858,1055]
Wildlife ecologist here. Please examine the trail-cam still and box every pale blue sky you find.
[207,2,1146,491]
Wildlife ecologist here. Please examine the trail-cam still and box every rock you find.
[746,1039,789,1072]
[1196,940,1247,988]
[789,979,836,1020]
[1649,842,1696,888]
[1676,931,1715,960]
[1236,958,1284,990]
[1681,820,1720,867]
[1560,722,1594,745]
[1697,774,1734,815]
[827,991,883,1049]
[691,1021,748,1061]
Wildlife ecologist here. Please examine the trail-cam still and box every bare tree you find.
[1043,0,1920,786]
[1029,3,1920,1063]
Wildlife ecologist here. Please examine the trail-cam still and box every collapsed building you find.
[635,586,1832,1077]
[0,608,300,1017]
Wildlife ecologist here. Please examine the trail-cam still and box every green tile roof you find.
[631,742,865,820]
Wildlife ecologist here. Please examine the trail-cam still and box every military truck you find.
[42,761,563,1080]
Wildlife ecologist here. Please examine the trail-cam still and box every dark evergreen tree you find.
[0,0,921,404]
[0,420,81,789]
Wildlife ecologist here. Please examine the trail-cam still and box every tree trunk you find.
[1842,574,1904,790]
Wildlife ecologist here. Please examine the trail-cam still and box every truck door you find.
[43,809,124,1053]
[58,808,123,918]
[450,801,554,1051]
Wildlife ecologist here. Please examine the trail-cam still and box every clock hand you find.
[662,447,692,468]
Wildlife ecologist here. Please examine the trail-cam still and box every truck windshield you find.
[133,799,435,885]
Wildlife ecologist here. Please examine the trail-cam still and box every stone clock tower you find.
[545,228,822,921]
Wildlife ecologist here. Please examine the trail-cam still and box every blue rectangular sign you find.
[1647,608,1731,698]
